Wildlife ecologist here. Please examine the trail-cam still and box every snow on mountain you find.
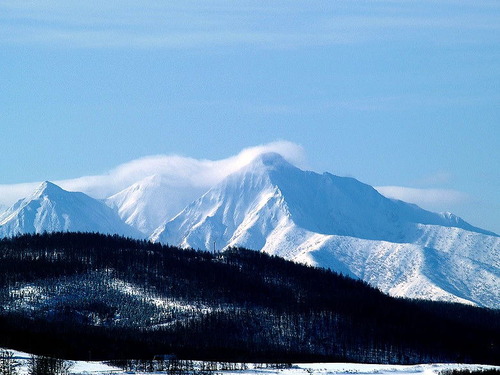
[0,181,142,239]
[106,174,206,234]
[151,153,500,308]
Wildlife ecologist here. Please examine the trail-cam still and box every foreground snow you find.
[6,349,120,374]
[4,348,498,375]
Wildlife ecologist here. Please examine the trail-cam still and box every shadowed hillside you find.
[0,232,498,364]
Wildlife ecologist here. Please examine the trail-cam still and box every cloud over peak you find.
[0,141,305,207]
[0,141,474,228]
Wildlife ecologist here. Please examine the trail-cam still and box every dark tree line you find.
[0,232,498,365]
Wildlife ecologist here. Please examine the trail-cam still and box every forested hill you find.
[0,232,498,364]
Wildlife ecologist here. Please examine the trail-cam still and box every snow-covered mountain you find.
[0,181,142,239]
[1,155,498,308]
[152,153,500,308]
[106,174,205,235]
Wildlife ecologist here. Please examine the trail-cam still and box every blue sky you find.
[0,1,499,233]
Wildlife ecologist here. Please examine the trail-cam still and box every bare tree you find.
[0,350,18,375]
[28,354,72,375]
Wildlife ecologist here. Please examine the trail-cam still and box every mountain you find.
[0,181,142,239]
[152,153,500,309]
[106,174,204,235]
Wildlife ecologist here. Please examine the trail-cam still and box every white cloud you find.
[0,141,305,207]
[375,186,469,207]
[1,1,498,48]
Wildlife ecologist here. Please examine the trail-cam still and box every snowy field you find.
[3,348,499,375]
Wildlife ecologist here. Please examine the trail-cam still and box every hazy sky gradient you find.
[0,1,498,233]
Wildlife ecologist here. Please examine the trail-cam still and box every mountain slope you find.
[106,175,205,235]
[0,181,142,238]
[151,153,500,308]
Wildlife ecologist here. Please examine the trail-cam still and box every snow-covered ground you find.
[4,348,498,375]
[5,349,120,374]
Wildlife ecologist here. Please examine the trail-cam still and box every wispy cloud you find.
[375,186,469,207]
[411,171,454,187]
[0,141,305,207]
[0,0,498,48]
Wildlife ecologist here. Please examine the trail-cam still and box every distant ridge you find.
[106,174,205,235]
[0,181,142,239]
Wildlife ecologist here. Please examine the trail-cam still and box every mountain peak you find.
[38,180,54,188]
[32,181,64,197]
[248,152,295,171]
[141,174,164,185]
